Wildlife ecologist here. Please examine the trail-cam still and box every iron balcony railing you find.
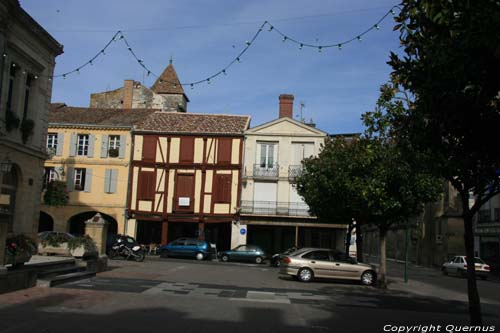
[288,165,303,180]
[253,163,279,178]
[240,200,311,217]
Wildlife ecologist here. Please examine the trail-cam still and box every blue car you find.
[219,245,267,264]
[158,238,212,260]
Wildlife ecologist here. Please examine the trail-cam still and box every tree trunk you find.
[463,213,482,325]
[356,225,364,263]
[378,227,387,289]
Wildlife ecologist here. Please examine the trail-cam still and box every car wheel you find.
[195,252,204,261]
[221,254,229,262]
[255,256,263,264]
[297,268,313,282]
[361,270,376,286]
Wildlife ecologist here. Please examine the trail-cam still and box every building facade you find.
[40,104,156,237]
[475,193,500,271]
[127,112,250,251]
[238,95,346,254]
[0,0,62,265]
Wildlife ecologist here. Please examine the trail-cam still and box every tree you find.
[296,109,442,287]
[386,0,500,324]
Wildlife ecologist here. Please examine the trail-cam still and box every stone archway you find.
[38,211,54,232]
[68,211,118,236]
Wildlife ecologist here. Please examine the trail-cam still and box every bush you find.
[43,180,69,206]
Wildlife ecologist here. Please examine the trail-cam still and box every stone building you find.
[475,193,500,272]
[89,61,189,112]
[0,0,63,266]
[238,94,346,254]
[40,104,157,239]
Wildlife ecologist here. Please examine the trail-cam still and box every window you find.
[180,137,195,163]
[108,135,120,158]
[142,136,156,162]
[22,75,33,120]
[77,134,89,156]
[213,174,232,203]
[43,167,58,188]
[47,133,58,155]
[302,250,330,261]
[74,168,86,191]
[259,143,276,168]
[138,171,155,200]
[104,169,118,194]
[217,138,232,164]
[6,64,17,114]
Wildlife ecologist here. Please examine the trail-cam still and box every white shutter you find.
[118,135,126,159]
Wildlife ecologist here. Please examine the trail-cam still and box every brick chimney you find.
[123,80,134,109]
[279,94,294,119]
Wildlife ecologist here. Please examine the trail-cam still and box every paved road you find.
[0,257,499,333]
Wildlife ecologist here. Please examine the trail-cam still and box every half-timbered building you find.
[128,112,250,250]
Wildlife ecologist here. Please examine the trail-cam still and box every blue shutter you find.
[56,133,64,156]
[66,167,74,191]
[88,135,95,157]
[118,135,126,159]
[110,169,118,193]
[101,134,109,158]
[69,133,77,157]
[84,168,92,192]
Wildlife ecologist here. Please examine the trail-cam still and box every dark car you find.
[270,246,300,267]
[219,245,266,264]
[158,238,212,260]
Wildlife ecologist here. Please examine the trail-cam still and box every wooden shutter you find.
[138,171,155,200]
[214,174,232,203]
[142,136,156,163]
[217,138,232,165]
[101,134,109,158]
[88,135,95,157]
[175,174,195,211]
[180,137,194,163]
[56,133,64,156]
[69,133,77,156]
[66,167,74,191]
[105,169,118,193]
[84,168,92,192]
[119,135,126,159]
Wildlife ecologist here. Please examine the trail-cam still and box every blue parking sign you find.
[240,228,246,235]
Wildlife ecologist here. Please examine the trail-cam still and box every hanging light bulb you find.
[147,71,151,76]
[391,9,396,15]
[63,74,66,79]
[207,78,211,84]
[282,36,287,42]
[101,49,105,55]
[34,75,38,80]
[268,25,274,32]
[190,83,194,89]
[76,68,80,74]
[89,60,93,65]
[119,35,124,40]
[338,44,342,50]
[236,57,241,63]
[245,41,251,46]
[222,69,227,75]
[318,46,322,53]
[299,44,303,50]
[128,47,132,51]
[357,36,362,41]
[374,24,380,30]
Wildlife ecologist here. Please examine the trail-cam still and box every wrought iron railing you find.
[240,200,310,216]
[253,163,279,178]
[288,165,302,179]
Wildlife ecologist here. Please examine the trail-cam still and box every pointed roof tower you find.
[151,60,189,102]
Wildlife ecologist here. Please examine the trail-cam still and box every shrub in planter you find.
[68,235,97,254]
[5,234,37,266]
[43,180,69,206]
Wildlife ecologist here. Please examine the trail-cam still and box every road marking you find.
[229,298,291,304]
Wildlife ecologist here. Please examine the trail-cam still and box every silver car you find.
[279,248,377,285]
[442,256,490,280]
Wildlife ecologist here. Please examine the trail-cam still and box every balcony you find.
[253,163,279,178]
[288,165,302,180]
[240,200,311,217]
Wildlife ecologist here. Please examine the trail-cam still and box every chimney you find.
[279,94,294,118]
[123,80,134,109]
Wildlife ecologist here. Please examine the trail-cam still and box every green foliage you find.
[20,118,35,143]
[43,180,69,206]
[40,232,72,247]
[68,235,97,253]
[6,234,37,256]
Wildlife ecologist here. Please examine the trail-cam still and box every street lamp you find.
[0,156,13,173]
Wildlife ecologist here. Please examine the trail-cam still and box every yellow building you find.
[41,104,156,236]
[127,112,250,250]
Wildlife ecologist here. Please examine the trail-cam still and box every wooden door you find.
[175,174,195,212]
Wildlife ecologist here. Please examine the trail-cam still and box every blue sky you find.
[22,0,402,134]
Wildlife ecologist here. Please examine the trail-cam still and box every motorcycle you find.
[108,235,145,262]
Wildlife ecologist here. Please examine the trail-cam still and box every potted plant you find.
[38,232,97,258]
[4,234,37,267]
[68,235,98,258]
[108,147,119,158]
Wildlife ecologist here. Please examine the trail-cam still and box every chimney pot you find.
[279,94,294,118]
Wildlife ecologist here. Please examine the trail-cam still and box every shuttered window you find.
[138,171,155,200]
[213,174,232,203]
[180,137,194,163]
[104,169,118,193]
[142,136,156,162]
[217,138,232,165]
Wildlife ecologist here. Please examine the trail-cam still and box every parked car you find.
[158,238,212,260]
[280,248,377,286]
[270,246,300,267]
[219,245,266,264]
[442,256,490,280]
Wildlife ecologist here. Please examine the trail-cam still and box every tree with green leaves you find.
[385,0,500,324]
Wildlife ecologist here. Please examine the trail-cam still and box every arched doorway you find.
[68,211,118,236]
[38,211,54,232]
[0,165,19,231]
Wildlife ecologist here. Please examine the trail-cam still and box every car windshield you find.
[474,258,485,264]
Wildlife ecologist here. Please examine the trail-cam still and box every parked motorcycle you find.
[108,235,145,262]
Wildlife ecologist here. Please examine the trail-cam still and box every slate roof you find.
[135,112,251,135]
[49,103,159,128]
[150,63,187,98]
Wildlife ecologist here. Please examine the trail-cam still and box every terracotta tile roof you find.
[151,63,186,97]
[135,112,251,135]
[49,103,159,127]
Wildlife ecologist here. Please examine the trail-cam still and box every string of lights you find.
[1,5,400,87]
